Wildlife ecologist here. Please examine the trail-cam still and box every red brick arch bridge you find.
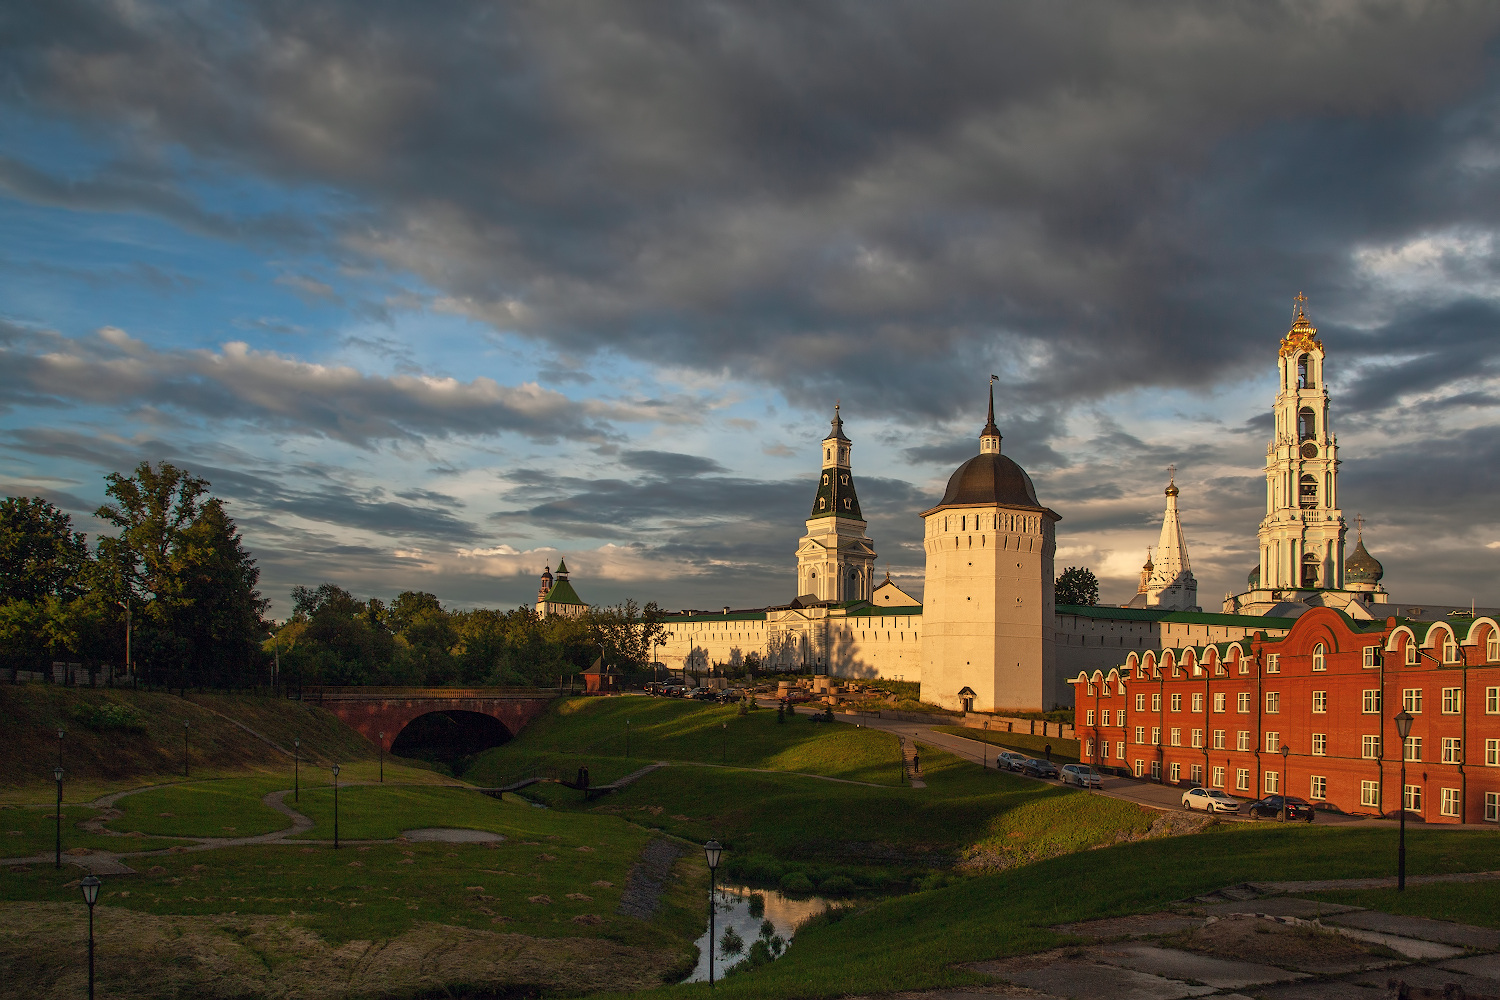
[302,687,561,751]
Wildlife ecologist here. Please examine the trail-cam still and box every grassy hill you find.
[0,684,382,803]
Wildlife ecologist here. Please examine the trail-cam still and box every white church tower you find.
[1145,469,1199,611]
[794,403,876,602]
[1257,295,1347,593]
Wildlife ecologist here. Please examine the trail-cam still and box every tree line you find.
[1,461,669,691]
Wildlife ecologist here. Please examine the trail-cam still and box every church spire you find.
[1146,468,1199,611]
[979,375,1002,455]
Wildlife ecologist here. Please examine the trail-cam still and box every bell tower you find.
[794,403,877,602]
[1257,295,1347,593]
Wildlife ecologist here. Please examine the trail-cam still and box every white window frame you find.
[1191,728,1204,749]
[1265,770,1280,794]
[1265,731,1281,754]
[1171,693,1182,712]
[1192,692,1203,713]
[1310,775,1327,800]
[1135,726,1145,745]
[1442,688,1462,714]
[1151,726,1161,746]
[1266,691,1281,714]
[1237,692,1251,713]
[1170,762,1181,782]
[1134,759,1144,778]
[1170,727,1181,747]
[1212,765,1225,788]
[1486,792,1500,822]
[1489,636,1500,662]
[1312,690,1328,713]
[1404,785,1422,812]
[1362,780,1381,808]
[1364,645,1381,668]
[1442,737,1462,764]
[1214,692,1226,713]
[1404,736,1422,762]
[1236,768,1250,791]
[1086,709,1096,726]
[1135,693,1147,712]
[1488,686,1500,714]
[1312,733,1327,756]
[1311,644,1326,671]
[1363,689,1382,714]
[1487,738,1500,767]
[1444,636,1459,663]
[1116,741,1125,759]
[1362,735,1381,759]
[1213,729,1225,750]
[1265,653,1280,674]
[1190,763,1203,784]
[1440,787,1461,817]
[1403,688,1423,714]
[1237,730,1251,752]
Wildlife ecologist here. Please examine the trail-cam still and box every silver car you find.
[994,751,1028,771]
[1181,787,1241,813]
[1061,764,1103,788]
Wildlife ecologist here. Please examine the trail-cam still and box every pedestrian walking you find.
[1044,743,1052,762]
[912,753,920,774]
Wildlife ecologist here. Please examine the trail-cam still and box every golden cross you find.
[1356,513,1364,536]
[1294,291,1307,306]
[1167,464,1176,484]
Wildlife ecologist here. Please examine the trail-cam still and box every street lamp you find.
[378,732,385,783]
[625,719,631,759]
[183,721,190,777]
[983,720,990,768]
[1279,744,1291,822]
[1395,708,1414,890]
[80,874,101,1000]
[721,722,727,764]
[293,739,301,802]
[57,727,65,771]
[331,764,340,850]
[53,766,63,869]
[703,840,723,987]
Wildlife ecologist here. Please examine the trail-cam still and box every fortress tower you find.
[919,381,1060,712]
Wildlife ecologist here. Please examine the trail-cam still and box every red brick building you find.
[1069,607,1500,824]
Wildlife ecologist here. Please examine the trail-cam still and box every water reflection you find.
[685,885,830,983]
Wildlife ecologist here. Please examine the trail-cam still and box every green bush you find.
[819,874,855,896]
[70,700,146,733]
[780,871,814,895]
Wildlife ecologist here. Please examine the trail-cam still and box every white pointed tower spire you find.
[1146,466,1199,611]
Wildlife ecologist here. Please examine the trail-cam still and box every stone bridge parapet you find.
[302,686,560,749]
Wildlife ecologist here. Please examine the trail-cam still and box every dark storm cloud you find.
[6,2,1500,425]
[0,325,689,446]
[618,450,728,478]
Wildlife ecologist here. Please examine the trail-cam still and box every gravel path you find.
[615,838,684,920]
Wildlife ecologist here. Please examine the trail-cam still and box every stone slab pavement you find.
[1089,944,1308,990]
[976,957,1217,1000]
[1326,911,1500,951]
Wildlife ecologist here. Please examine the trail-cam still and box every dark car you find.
[1246,794,1315,822]
[689,688,718,701]
[1020,758,1060,779]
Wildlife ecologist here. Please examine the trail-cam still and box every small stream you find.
[684,885,831,983]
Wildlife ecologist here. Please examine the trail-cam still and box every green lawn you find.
[1305,880,1500,929]
[931,725,1081,763]
[602,822,1500,1000]
[467,697,903,785]
[107,778,297,838]
[0,796,698,948]
[521,745,1156,893]
[0,804,183,858]
[290,784,524,841]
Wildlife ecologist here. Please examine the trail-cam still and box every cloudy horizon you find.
[3,2,1498,618]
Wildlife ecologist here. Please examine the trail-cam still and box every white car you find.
[1181,787,1241,813]
[1061,764,1103,788]
[994,751,1028,771]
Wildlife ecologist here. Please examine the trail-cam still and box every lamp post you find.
[183,721,190,777]
[331,764,340,850]
[1279,744,1291,821]
[625,719,631,758]
[378,733,385,783]
[983,720,990,768]
[721,722,727,764]
[80,874,101,1000]
[54,766,63,869]
[293,739,300,802]
[57,727,65,771]
[703,840,723,987]
[1395,708,1414,890]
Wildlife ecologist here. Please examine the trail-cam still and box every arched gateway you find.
[303,687,555,752]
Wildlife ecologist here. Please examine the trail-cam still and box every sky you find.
[2,2,1499,619]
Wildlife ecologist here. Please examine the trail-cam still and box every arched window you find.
[1312,643,1325,671]
[1297,354,1311,388]
[1443,634,1459,663]
[1300,552,1319,588]
[1300,474,1318,510]
[1406,639,1419,665]
[1298,406,1316,440]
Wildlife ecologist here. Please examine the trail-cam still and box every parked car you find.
[784,689,813,704]
[994,751,1028,771]
[1245,794,1315,822]
[1061,764,1103,788]
[718,688,745,703]
[1181,787,1242,813]
[1019,758,1060,779]
[662,685,686,698]
[689,688,718,701]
